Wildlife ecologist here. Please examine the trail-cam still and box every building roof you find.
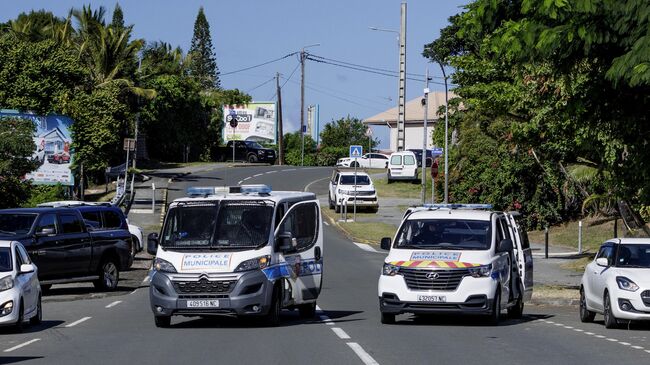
[363,91,457,126]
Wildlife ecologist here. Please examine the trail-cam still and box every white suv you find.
[580,238,650,328]
[0,240,42,331]
[328,170,379,213]
[378,204,533,325]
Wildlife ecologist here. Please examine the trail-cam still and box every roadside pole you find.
[353,158,358,221]
[578,220,583,254]
[421,68,429,204]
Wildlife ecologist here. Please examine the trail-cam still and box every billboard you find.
[223,102,277,144]
[0,110,75,186]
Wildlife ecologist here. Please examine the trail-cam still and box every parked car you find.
[580,238,650,328]
[216,140,276,164]
[0,240,42,331]
[38,201,143,261]
[0,207,133,292]
[328,169,379,213]
[47,152,70,164]
[336,153,390,169]
[387,151,419,183]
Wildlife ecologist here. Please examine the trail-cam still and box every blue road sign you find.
[349,145,363,158]
[432,147,444,156]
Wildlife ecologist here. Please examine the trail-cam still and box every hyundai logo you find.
[426,272,439,280]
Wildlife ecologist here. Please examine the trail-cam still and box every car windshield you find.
[160,201,274,250]
[340,175,370,185]
[395,219,491,250]
[245,141,263,149]
[0,213,37,237]
[0,247,11,272]
[615,244,650,268]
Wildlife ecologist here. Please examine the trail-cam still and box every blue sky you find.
[1,0,468,149]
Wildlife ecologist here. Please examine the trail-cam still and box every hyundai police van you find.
[378,204,533,325]
[147,185,323,327]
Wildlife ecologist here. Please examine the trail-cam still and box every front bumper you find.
[338,196,378,207]
[0,289,20,326]
[611,288,650,320]
[379,293,492,315]
[149,270,274,318]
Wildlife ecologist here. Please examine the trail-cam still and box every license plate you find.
[417,295,446,303]
[186,300,220,308]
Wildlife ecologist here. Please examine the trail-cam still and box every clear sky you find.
[1,0,468,149]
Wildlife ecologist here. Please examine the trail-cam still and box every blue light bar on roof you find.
[422,204,493,210]
[240,184,272,195]
[186,186,229,197]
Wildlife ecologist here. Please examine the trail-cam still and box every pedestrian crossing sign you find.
[349,145,363,158]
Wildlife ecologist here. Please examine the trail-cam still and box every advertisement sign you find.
[223,102,277,144]
[0,110,75,186]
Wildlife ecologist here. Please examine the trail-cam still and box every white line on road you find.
[632,346,644,350]
[266,171,277,174]
[619,342,631,346]
[253,173,263,177]
[324,221,330,226]
[4,339,41,353]
[585,332,595,335]
[243,176,251,181]
[606,338,618,342]
[105,301,122,308]
[65,317,92,328]
[304,176,330,192]
[347,342,380,365]
[353,242,381,253]
[331,327,351,339]
[237,180,243,185]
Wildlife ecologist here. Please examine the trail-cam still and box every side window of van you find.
[390,155,402,165]
[495,219,505,244]
[279,202,319,251]
[403,155,416,165]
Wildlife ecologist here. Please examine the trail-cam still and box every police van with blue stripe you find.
[147,185,323,327]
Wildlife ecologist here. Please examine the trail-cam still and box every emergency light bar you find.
[421,204,493,210]
[240,184,272,195]
[186,186,229,197]
[186,185,273,197]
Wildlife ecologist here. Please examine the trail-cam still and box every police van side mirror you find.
[497,238,513,253]
[276,232,293,252]
[147,233,159,255]
[380,237,392,250]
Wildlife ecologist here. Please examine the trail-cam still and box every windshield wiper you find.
[0,230,16,235]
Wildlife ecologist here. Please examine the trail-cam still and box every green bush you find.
[316,146,347,166]
[284,150,316,166]
[23,184,68,207]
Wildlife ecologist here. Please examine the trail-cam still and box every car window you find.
[395,219,491,250]
[278,202,319,251]
[596,244,615,265]
[16,244,31,265]
[59,214,84,234]
[36,213,57,234]
[103,210,123,229]
[390,155,402,165]
[0,247,11,272]
[340,175,370,185]
[81,211,102,229]
[403,155,416,165]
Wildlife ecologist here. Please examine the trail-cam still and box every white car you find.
[378,204,532,325]
[336,153,390,169]
[328,170,379,213]
[580,238,650,328]
[0,241,42,331]
[387,151,419,183]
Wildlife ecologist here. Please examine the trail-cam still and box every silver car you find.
[0,240,42,331]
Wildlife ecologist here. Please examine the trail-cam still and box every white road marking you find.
[347,342,380,365]
[619,342,631,346]
[585,332,595,335]
[266,171,277,174]
[65,317,92,328]
[353,242,380,253]
[237,180,243,185]
[243,176,251,181]
[105,301,122,308]
[632,346,644,350]
[331,327,351,339]
[573,329,584,332]
[4,339,40,353]
[563,325,573,329]
[253,173,263,177]
[324,221,330,226]
[606,338,618,342]
[595,335,606,338]
[304,176,330,192]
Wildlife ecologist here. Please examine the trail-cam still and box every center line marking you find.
[105,301,122,308]
[243,177,251,181]
[331,327,351,339]
[253,173,263,177]
[65,316,92,328]
[347,342,380,365]
[4,339,41,352]
[324,221,330,226]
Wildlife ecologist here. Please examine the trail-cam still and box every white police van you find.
[378,204,532,325]
[147,185,323,327]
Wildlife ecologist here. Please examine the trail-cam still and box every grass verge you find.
[321,207,397,244]
[560,255,594,273]
[528,218,616,252]
[373,176,432,199]
[532,285,579,301]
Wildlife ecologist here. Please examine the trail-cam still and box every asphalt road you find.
[2,165,650,365]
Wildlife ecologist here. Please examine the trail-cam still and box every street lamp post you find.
[438,62,450,204]
[300,43,320,167]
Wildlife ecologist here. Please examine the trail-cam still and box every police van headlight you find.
[616,276,639,292]
[235,255,271,272]
[153,258,177,273]
[382,263,400,276]
[0,275,14,292]
[468,264,492,278]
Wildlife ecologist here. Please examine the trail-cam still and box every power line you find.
[281,77,381,110]
[220,52,299,76]
[268,60,301,100]
[246,77,276,93]
[308,54,444,79]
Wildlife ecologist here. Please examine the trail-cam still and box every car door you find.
[57,212,92,275]
[506,214,533,301]
[389,154,402,177]
[589,243,615,311]
[29,213,63,278]
[275,200,322,305]
[15,244,37,314]
[403,153,418,178]
[329,172,339,202]
[235,141,248,160]
[494,217,511,305]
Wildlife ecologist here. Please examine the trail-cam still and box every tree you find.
[320,116,377,150]
[0,117,37,209]
[110,3,124,31]
[188,7,220,89]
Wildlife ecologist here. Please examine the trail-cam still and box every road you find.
[2,165,650,365]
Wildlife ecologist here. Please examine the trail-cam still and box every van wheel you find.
[387,173,393,184]
[265,286,281,327]
[335,204,340,213]
[248,154,258,163]
[603,292,619,329]
[381,312,395,324]
[508,296,524,319]
[298,302,317,319]
[154,315,171,328]
[488,291,501,325]
[40,284,52,293]
[93,258,119,291]
[579,288,595,323]
[30,295,42,325]
[328,194,335,209]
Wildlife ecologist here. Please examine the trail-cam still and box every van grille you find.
[399,267,470,291]
[172,279,236,295]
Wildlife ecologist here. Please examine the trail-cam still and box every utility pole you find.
[420,68,429,205]
[397,2,407,152]
[276,72,284,165]
[439,62,450,204]
[300,48,306,166]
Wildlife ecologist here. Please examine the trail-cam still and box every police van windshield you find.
[0,213,37,237]
[395,219,491,250]
[340,175,370,185]
[160,201,274,250]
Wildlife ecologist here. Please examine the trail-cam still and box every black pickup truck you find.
[0,207,132,291]
[217,140,276,164]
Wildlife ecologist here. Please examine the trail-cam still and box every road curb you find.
[530,297,580,306]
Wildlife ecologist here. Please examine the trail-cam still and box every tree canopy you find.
[188,7,220,89]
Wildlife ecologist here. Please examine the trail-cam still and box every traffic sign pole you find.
[353,159,357,221]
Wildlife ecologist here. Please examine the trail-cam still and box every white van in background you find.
[387,151,419,183]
